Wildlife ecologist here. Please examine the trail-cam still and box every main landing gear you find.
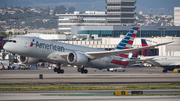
[77,66,88,74]
[54,64,64,74]
[163,69,167,73]
[163,69,180,73]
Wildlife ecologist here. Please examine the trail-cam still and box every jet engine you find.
[67,52,88,65]
[19,56,39,65]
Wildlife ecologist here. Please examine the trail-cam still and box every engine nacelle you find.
[20,56,39,65]
[67,52,88,65]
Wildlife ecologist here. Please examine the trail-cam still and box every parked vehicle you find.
[48,66,54,70]
[107,67,125,72]
[9,64,20,69]
[131,63,144,67]
[18,64,28,70]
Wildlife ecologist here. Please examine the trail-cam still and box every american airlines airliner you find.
[3,27,172,74]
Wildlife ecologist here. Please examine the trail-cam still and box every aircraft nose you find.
[3,41,19,53]
[3,43,10,52]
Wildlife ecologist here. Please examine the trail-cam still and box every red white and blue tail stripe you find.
[110,27,139,66]
[114,27,139,58]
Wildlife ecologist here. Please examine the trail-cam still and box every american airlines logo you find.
[30,39,65,52]
[30,39,35,47]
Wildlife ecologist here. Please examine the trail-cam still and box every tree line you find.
[0,5,75,29]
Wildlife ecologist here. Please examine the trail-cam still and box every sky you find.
[136,0,180,14]
[0,0,179,15]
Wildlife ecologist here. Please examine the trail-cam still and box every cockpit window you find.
[8,40,16,43]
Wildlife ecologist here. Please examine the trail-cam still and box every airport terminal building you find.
[71,26,180,37]
[55,0,136,34]
[55,11,106,34]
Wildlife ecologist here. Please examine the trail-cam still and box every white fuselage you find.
[140,56,180,67]
[4,36,132,70]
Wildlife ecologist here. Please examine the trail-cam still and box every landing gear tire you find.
[57,69,64,74]
[54,68,58,72]
[77,68,81,72]
[163,70,167,73]
[55,64,64,74]
[178,70,180,73]
[80,68,88,74]
[84,69,88,74]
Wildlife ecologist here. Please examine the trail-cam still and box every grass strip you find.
[42,93,113,96]
[0,82,180,91]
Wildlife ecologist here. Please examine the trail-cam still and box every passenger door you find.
[23,40,29,48]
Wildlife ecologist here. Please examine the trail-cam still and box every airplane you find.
[0,36,6,70]
[141,39,180,73]
[3,27,172,74]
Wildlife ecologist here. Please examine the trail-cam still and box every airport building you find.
[6,28,57,34]
[55,0,136,34]
[174,7,180,26]
[106,0,136,26]
[71,26,180,37]
[55,11,106,34]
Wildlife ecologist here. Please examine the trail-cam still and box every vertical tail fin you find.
[131,51,139,58]
[141,39,155,56]
[0,62,5,69]
[114,27,139,58]
[0,36,4,47]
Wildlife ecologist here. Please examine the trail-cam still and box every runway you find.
[0,67,180,84]
[0,90,180,101]
[0,95,179,101]
[0,67,180,101]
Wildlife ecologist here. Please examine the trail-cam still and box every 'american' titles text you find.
[35,41,65,52]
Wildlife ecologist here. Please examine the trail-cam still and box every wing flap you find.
[47,51,69,61]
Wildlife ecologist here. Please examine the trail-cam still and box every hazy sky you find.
[0,0,179,14]
[136,0,180,9]
[136,0,180,14]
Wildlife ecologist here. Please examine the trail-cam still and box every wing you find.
[85,41,173,59]
[47,41,172,61]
